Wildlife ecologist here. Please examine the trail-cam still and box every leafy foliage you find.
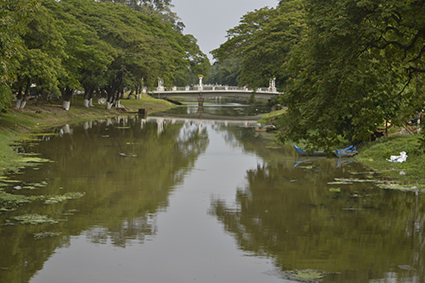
[279,0,425,148]
[4,0,209,109]
[0,0,39,110]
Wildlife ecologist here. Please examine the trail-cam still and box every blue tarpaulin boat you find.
[294,145,357,157]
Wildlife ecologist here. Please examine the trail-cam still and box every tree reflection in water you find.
[210,161,424,282]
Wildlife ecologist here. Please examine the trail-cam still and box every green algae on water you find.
[12,214,59,225]
[43,192,85,204]
[0,190,32,207]
[34,231,62,240]
[280,269,326,282]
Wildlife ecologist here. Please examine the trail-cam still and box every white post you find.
[63,101,70,111]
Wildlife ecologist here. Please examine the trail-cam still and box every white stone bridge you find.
[150,77,282,103]
[151,85,282,100]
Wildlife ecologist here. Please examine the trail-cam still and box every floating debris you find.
[34,231,62,240]
[329,188,341,193]
[118,153,137,157]
[12,214,58,225]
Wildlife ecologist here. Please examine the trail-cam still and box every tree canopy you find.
[210,1,305,88]
[0,0,39,110]
[2,0,209,110]
[212,0,425,147]
[280,0,425,148]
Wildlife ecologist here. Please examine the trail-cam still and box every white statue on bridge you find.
[157,78,165,91]
[269,77,277,93]
[198,75,203,91]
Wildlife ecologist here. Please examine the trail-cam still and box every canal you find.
[0,100,423,283]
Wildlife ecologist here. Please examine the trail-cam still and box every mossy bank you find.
[0,94,173,175]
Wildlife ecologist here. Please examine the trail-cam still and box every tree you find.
[211,1,304,89]
[0,0,38,110]
[211,7,275,63]
[238,0,305,88]
[173,34,210,86]
[206,58,241,86]
[13,2,66,109]
[279,0,425,149]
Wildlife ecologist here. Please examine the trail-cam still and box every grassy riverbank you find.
[260,109,425,188]
[357,133,425,187]
[0,94,173,175]
[1,100,424,189]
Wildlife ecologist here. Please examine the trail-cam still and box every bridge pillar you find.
[198,96,204,107]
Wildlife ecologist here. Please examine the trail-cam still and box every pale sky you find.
[171,0,279,62]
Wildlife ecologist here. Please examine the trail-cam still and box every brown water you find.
[0,114,423,283]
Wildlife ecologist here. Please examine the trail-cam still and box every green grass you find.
[257,109,287,124]
[357,133,425,184]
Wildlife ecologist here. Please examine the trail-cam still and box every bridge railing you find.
[152,85,281,94]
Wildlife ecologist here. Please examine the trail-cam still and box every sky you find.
[171,0,279,62]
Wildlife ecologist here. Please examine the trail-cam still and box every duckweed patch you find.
[12,214,59,225]
[16,156,53,164]
[280,269,326,282]
[0,190,32,207]
[34,231,62,240]
[43,192,85,204]
[376,183,425,192]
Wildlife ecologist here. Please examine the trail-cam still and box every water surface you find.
[0,113,423,283]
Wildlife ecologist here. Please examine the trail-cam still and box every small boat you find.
[294,145,357,157]
[335,148,357,157]
[294,145,327,156]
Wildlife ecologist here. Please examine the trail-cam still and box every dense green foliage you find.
[2,0,209,109]
[281,0,425,149]
[213,0,425,148]
[211,1,305,88]
[0,0,39,110]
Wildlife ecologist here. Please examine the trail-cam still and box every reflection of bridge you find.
[146,115,259,135]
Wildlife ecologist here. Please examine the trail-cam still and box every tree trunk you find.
[61,87,74,111]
